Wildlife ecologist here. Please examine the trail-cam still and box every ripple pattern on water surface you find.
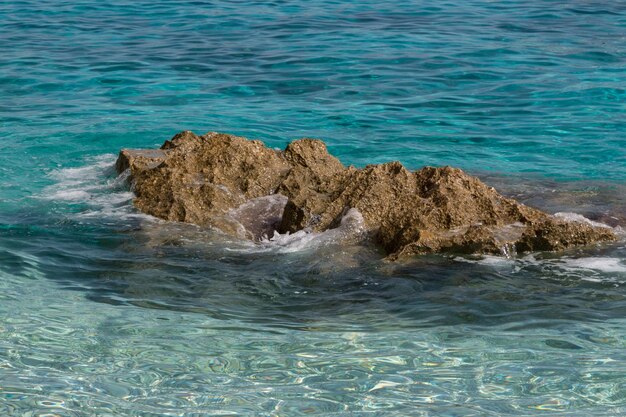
[1,0,626,415]
[0,159,624,415]
[1,264,626,416]
[1,0,626,195]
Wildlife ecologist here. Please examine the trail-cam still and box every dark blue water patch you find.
[2,210,623,333]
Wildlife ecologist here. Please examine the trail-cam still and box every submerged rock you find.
[116,131,616,259]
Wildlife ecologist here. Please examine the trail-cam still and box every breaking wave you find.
[42,154,153,222]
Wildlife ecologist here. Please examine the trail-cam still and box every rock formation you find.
[116,131,616,259]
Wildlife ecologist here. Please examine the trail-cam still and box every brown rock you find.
[118,131,291,236]
[116,131,617,259]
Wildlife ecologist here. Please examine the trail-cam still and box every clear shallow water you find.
[1,0,626,415]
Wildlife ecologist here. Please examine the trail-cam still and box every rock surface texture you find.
[116,131,616,259]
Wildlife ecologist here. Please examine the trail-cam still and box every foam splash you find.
[228,208,367,254]
[561,257,626,274]
[456,253,626,284]
[42,154,154,222]
[45,155,117,201]
[226,194,288,240]
[553,212,613,229]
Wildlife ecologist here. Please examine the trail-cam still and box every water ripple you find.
[2,0,626,415]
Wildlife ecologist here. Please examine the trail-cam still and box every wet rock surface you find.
[116,131,616,259]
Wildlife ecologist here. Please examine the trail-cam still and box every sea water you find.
[1,1,625,415]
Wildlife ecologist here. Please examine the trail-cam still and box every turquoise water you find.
[1,1,626,415]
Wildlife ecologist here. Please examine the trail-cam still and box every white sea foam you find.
[42,154,155,222]
[456,253,626,284]
[561,257,626,274]
[475,255,515,267]
[451,211,623,281]
[47,189,92,201]
[554,212,612,228]
[228,208,367,254]
[263,208,365,252]
[226,194,288,240]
